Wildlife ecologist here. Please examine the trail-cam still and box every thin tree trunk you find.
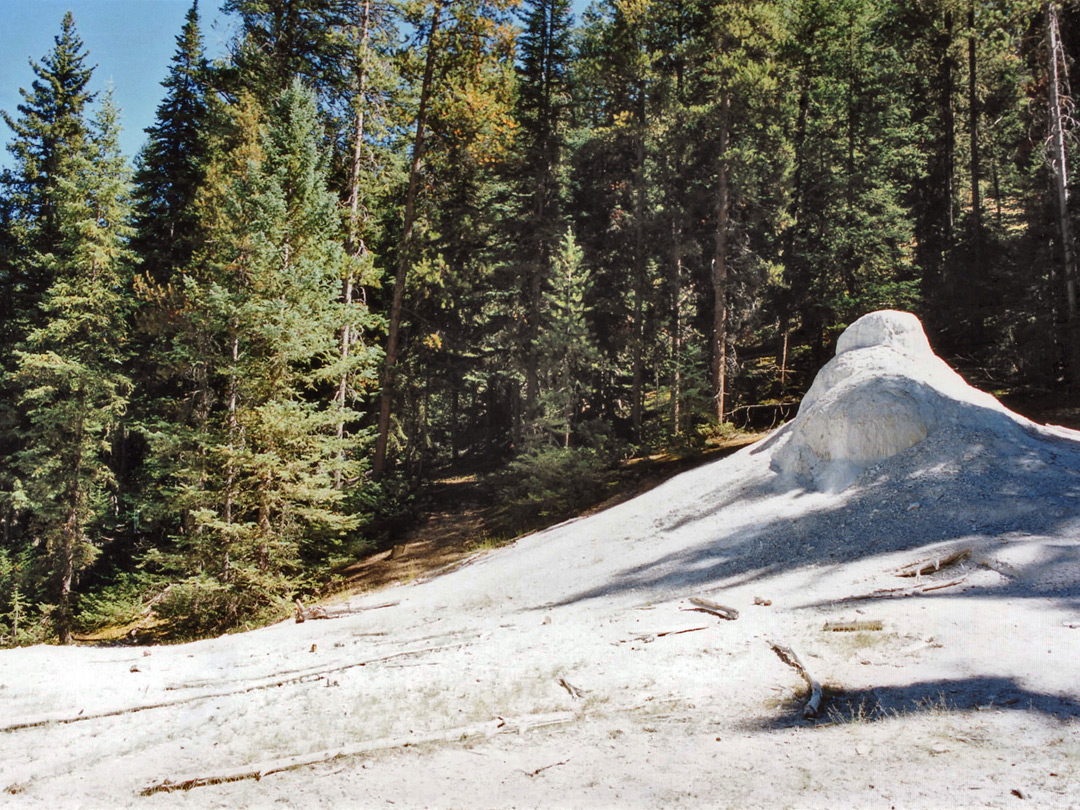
[1046,1,1080,383]
[943,10,957,262]
[223,328,240,583]
[968,0,982,266]
[711,93,731,424]
[56,404,84,645]
[630,84,647,439]
[373,1,442,478]
[335,0,372,489]
[670,216,683,435]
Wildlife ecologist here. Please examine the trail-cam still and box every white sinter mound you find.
[773,309,1024,491]
[2,310,1080,810]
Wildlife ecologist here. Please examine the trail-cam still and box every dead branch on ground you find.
[525,759,570,777]
[769,642,823,719]
[1,642,466,734]
[833,578,967,604]
[622,626,708,644]
[687,597,739,621]
[893,548,971,578]
[140,712,578,796]
[294,599,398,623]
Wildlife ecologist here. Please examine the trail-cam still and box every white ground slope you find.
[4,310,1080,809]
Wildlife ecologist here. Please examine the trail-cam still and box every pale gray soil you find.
[2,311,1079,809]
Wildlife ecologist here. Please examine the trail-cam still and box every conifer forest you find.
[2,0,1079,644]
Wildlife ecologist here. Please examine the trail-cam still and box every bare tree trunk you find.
[630,84,647,439]
[222,328,240,583]
[56,405,84,646]
[1046,1,1080,383]
[373,1,442,478]
[711,93,731,424]
[968,0,982,266]
[335,0,373,489]
[670,216,683,435]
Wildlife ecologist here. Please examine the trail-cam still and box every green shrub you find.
[493,441,621,534]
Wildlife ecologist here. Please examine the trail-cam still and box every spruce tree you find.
[536,227,599,447]
[147,82,368,632]
[0,13,102,642]
[0,12,96,375]
[131,0,212,284]
[8,90,135,644]
[515,0,575,434]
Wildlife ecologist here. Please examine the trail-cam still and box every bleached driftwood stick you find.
[140,711,578,795]
[558,678,588,699]
[1,641,463,734]
[769,642,823,719]
[822,620,883,632]
[688,596,739,621]
[894,548,971,578]
[834,577,967,604]
[294,599,399,623]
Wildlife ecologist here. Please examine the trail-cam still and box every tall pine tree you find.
[7,90,135,644]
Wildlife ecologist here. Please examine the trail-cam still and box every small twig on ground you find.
[769,642,824,719]
[894,548,971,578]
[558,678,588,699]
[624,626,708,644]
[525,759,570,778]
[687,597,739,621]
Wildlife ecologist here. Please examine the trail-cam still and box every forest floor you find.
[4,351,1080,809]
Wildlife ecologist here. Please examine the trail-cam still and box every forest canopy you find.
[1,0,1079,644]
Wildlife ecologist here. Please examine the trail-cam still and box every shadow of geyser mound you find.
[548,311,1080,608]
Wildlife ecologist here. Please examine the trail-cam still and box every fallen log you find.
[894,548,971,578]
[688,597,739,621]
[140,711,578,795]
[769,642,823,719]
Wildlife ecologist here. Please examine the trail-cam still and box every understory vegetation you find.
[2,0,1080,644]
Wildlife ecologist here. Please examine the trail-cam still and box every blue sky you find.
[0,0,236,168]
[1,0,590,171]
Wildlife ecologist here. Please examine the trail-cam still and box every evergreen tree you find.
[514,0,575,435]
[146,82,369,633]
[131,0,212,284]
[7,90,135,644]
[0,12,96,375]
[373,0,520,476]
[535,227,600,446]
[780,0,919,360]
[571,0,659,439]
[224,0,349,103]
[0,13,102,643]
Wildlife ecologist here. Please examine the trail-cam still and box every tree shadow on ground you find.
[539,400,1080,610]
[744,675,1080,731]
